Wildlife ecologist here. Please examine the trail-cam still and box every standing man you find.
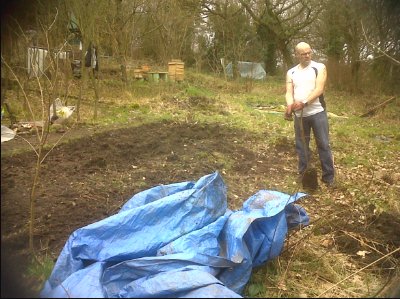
[285,42,335,187]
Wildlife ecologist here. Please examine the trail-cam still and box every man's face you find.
[296,46,312,66]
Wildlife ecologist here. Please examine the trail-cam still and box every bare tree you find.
[142,0,197,64]
[362,22,400,66]
[319,0,399,94]
[2,7,73,254]
[65,0,105,120]
[105,0,146,83]
[239,0,323,74]
[361,0,400,94]
[200,0,256,79]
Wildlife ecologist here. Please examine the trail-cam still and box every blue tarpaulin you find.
[40,171,309,298]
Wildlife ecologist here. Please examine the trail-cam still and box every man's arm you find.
[293,64,327,110]
[285,74,294,119]
[285,73,294,106]
[306,64,327,103]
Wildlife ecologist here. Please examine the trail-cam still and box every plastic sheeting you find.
[225,62,266,80]
[40,171,309,298]
[1,125,16,143]
[49,98,75,124]
[28,47,48,78]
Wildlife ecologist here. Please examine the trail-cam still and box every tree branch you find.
[361,21,400,65]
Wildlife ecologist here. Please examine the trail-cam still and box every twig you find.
[14,134,39,156]
[40,124,74,164]
[340,230,385,256]
[284,209,349,253]
[281,233,302,285]
[47,8,58,32]
[317,247,400,297]
[60,283,72,298]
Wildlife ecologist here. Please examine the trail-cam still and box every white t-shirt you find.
[287,60,325,117]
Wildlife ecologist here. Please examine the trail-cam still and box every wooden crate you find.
[168,59,184,82]
[133,68,143,79]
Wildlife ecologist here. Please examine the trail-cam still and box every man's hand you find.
[292,101,306,111]
[284,104,293,121]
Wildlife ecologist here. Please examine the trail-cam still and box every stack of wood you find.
[133,65,151,80]
[168,59,184,82]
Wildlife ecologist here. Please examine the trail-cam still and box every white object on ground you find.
[1,125,16,143]
[327,112,349,119]
[50,98,75,123]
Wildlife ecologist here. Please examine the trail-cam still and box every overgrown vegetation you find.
[2,67,399,297]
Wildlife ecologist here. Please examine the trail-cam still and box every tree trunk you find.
[76,41,85,122]
[29,148,44,253]
[120,63,128,83]
[280,42,293,71]
[264,42,277,75]
[77,77,82,122]
[91,70,100,120]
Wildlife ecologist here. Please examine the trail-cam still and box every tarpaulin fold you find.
[40,171,309,298]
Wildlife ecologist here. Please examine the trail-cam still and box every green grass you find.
[27,256,55,293]
[184,85,215,98]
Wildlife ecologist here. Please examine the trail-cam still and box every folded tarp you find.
[40,171,309,298]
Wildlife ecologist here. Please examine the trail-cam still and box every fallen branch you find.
[360,96,396,118]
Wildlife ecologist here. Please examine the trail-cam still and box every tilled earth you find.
[1,121,399,297]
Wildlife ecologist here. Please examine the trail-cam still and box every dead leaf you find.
[321,238,334,248]
[356,250,370,258]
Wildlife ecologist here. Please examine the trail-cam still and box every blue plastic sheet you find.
[40,171,309,298]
